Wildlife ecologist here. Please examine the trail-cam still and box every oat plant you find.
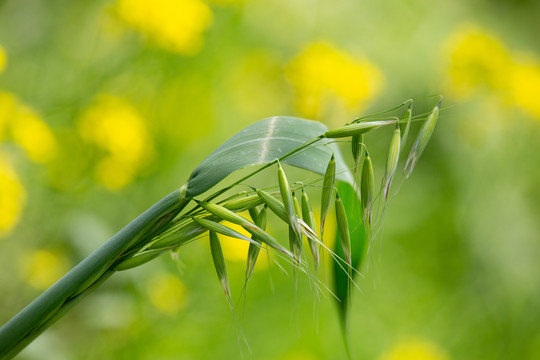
[0,98,441,359]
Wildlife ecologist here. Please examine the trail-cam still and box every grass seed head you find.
[278,161,301,238]
[209,231,231,299]
[323,120,397,138]
[399,101,412,148]
[223,193,264,211]
[199,201,251,227]
[335,191,351,266]
[301,188,319,268]
[256,188,288,223]
[351,134,364,174]
[404,102,440,177]
[320,154,336,238]
[192,217,253,243]
[361,152,374,225]
[383,126,401,199]
[248,207,259,224]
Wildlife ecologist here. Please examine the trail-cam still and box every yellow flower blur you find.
[510,56,540,119]
[78,95,154,190]
[0,92,57,163]
[116,0,212,55]
[0,154,26,236]
[147,273,187,314]
[380,339,450,360]
[20,249,70,289]
[11,110,58,163]
[444,25,512,97]
[0,45,6,73]
[286,42,384,119]
[444,24,540,120]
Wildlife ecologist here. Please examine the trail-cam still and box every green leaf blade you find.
[186,117,352,197]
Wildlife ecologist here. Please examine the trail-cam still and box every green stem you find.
[3,270,115,359]
[0,187,190,359]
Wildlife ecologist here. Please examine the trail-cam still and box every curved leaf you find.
[186,116,353,197]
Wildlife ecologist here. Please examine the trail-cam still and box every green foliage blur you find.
[1,0,539,359]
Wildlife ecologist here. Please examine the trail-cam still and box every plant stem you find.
[0,187,190,359]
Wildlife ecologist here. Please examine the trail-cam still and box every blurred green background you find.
[1,0,539,359]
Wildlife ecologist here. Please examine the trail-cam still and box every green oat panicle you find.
[320,154,336,239]
[383,126,401,199]
[301,187,319,269]
[209,231,231,299]
[361,152,374,226]
[335,191,351,266]
[0,103,442,359]
[323,120,397,138]
[404,101,441,177]
[399,100,413,149]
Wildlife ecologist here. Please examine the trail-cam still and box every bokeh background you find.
[1,0,539,359]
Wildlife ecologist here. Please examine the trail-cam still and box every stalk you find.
[0,187,190,359]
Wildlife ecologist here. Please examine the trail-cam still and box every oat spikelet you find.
[323,120,397,138]
[256,188,288,222]
[301,187,319,269]
[399,101,413,149]
[361,152,374,226]
[278,161,302,240]
[404,101,440,177]
[335,191,351,266]
[320,154,335,239]
[224,193,264,212]
[382,126,401,199]
[209,231,231,299]
[351,134,364,176]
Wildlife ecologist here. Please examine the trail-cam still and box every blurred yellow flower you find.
[444,25,512,98]
[0,45,6,73]
[20,249,70,289]
[286,42,384,119]
[78,95,153,190]
[0,92,57,163]
[0,154,26,236]
[11,110,58,163]
[444,24,540,120]
[147,273,187,314]
[510,56,540,119]
[116,0,212,55]
[380,339,450,360]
